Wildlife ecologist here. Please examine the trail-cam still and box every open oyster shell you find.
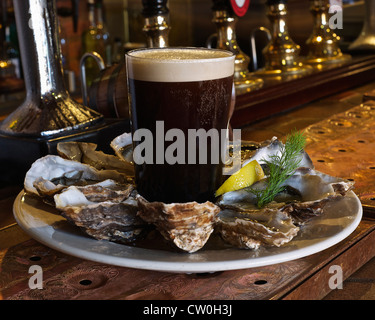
[24,155,131,197]
[54,179,134,206]
[218,167,354,223]
[57,141,134,176]
[110,132,133,164]
[54,180,148,244]
[241,136,314,170]
[137,195,220,253]
[216,167,354,249]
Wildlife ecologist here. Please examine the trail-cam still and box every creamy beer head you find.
[126,47,235,82]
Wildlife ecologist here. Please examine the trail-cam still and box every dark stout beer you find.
[126,48,234,203]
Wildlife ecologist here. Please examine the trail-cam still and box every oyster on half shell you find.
[24,155,131,197]
[241,136,314,170]
[216,167,354,249]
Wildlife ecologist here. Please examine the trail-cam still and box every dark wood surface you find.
[0,221,373,300]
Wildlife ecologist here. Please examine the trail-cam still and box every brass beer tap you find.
[142,0,170,48]
[255,0,312,81]
[210,0,263,94]
[304,0,351,69]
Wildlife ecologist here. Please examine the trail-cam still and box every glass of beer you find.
[126,47,235,203]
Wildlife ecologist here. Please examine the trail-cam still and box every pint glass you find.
[126,47,235,203]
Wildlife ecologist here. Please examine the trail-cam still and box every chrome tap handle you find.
[142,0,169,17]
[142,0,170,48]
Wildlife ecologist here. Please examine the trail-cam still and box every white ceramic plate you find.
[13,190,362,273]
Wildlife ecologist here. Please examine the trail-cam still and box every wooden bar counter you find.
[2,60,375,300]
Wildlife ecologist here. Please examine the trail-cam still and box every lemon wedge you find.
[215,160,265,197]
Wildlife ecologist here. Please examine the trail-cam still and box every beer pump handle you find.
[212,0,250,17]
[141,0,170,48]
[142,0,169,18]
[266,0,287,4]
[212,0,232,13]
[72,0,79,33]
[56,0,79,33]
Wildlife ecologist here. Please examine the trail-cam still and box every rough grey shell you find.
[217,208,299,250]
[136,195,220,253]
[54,180,148,243]
[57,141,134,176]
[24,155,131,196]
[216,167,354,249]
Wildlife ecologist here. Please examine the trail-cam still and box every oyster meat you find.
[54,179,134,206]
[218,167,354,224]
[54,180,148,243]
[24,155,131,197]
[137,195,220,253]
[216,167,354,249]
[241,136,314,170]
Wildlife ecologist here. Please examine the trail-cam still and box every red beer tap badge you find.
[230,0,250,17]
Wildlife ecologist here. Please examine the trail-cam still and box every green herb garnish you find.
[251,130,307,208]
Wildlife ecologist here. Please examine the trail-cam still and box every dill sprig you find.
[252,130,307,208]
